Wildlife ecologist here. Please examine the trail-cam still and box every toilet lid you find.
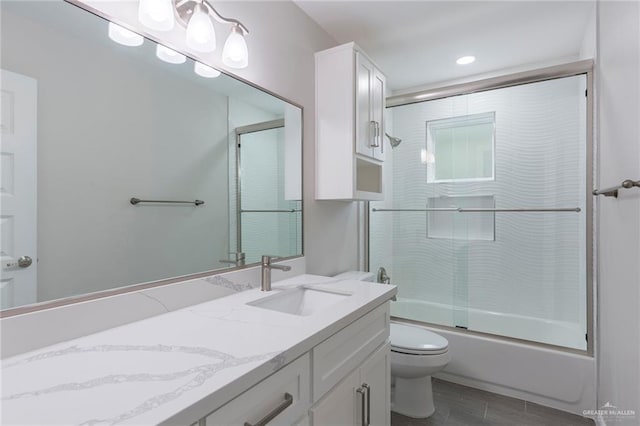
[390,322,449,354]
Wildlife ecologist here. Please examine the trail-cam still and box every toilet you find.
[333,271,451,419]
[390,322,450,418]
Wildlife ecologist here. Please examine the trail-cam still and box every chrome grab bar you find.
[244,393,293,426]
[593,179,640,198]
[130,197,204,206]
[372,207,581,213]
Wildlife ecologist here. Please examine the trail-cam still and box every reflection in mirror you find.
[0,0,302,312]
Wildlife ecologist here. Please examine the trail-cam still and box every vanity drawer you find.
[312,303,390,399]
[205,353,311,426]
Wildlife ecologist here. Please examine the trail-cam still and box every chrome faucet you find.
[261,255,292,291]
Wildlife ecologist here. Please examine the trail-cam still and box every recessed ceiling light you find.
[456,56,476,65]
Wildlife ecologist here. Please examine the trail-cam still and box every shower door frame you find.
[234,119,285,256]
[365,59,595,355]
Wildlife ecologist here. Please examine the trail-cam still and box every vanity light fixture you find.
[156,44,187,64]
[108,22,144,47]
[137,0,250,69]
[456,55,476,65]
[194,61,221,78]
[222,24,249,69]
[185,2,216,52]
[138,0,175,32]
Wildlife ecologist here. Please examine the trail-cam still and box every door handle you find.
[370,121,379,148]
[3,256,33,269]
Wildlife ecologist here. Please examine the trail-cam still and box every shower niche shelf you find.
[315,42,386,201]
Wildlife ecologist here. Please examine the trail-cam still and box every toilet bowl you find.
[390,322,451,418]
[332,271,451,418]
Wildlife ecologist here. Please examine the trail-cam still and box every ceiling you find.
[294,1,595,91]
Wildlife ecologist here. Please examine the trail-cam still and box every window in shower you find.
[369,72,590,351]
[426,112,495,183]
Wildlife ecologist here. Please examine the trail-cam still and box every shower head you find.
[386,133,402,148]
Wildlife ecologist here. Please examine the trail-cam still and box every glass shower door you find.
[236,125,302,264]
[370,73,588,351]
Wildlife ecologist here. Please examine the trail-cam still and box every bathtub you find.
[391,298,586,350]
[391,298,596,416]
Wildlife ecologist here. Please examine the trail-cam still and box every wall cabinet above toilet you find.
[315,42,387,201]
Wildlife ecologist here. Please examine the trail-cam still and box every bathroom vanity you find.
[1,275,396,425]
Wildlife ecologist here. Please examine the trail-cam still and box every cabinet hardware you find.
[362,383,371,426]
[370,121,379,147]
[356,387,367,426]
[244,392,293,426]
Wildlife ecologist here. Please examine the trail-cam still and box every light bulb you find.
[138,0,175,32]
[194,62,221,78]
[156,45,186,64]
[456,55,476,65]
[108,22,143,47]
[186,4,216,53]
[222,25,248,69]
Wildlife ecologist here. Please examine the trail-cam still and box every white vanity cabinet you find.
[310,343,390,426]
[203,354,311,426]
[315,42,387,201]
[310,303,391,426]
[194,303,391,426]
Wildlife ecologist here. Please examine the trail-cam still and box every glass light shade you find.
[156,45,186,64]
[108,22,143,47]
[138,0,175,32]
[186,5,216,53]
[222,26,248,69]
[194,62,221,78]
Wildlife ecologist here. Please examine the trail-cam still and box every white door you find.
[371,69,386,161]
[0,69,37,309]
[360,343,391,426]
[355,52,374,158]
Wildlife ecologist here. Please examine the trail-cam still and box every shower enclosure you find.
[230,120,302,265]
[369,68,591,352]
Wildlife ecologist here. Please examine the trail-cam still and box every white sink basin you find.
[247,287,352,316]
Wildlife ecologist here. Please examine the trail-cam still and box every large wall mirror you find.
[0,1,303,313]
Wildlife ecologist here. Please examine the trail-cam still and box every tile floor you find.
[391,379,595,426]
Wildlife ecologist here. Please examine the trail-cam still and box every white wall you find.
[2,7,230,302]
[596,1,640,423]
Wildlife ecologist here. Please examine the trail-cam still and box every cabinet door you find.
[355,52,374,158]
[360,343,391,426]
[371,69,386,161]
[310,368,361,426]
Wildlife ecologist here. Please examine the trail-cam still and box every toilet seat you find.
[390,322,449,355]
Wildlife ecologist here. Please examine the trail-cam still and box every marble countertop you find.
[1,274,396,425]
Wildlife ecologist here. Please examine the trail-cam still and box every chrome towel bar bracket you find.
[130,197,204,206]
[593,179,640,198]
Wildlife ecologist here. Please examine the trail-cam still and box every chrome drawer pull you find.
[244,392,293,426]
[362,383,371,426]
[356,387,366,426]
